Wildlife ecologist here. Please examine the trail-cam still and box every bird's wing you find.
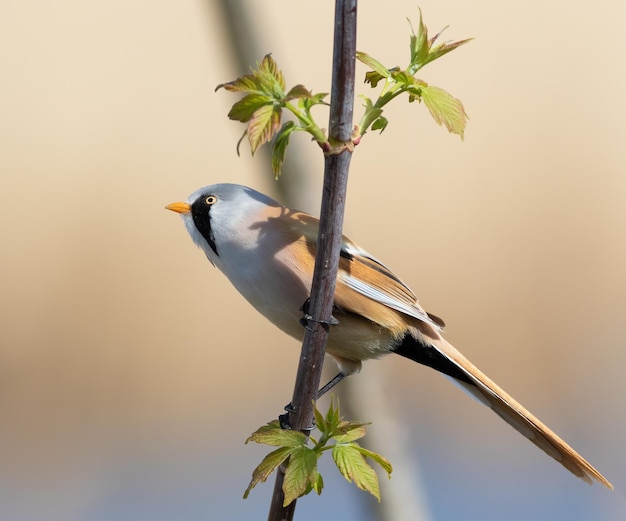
[282,211,444,330]
[335,241,444,331]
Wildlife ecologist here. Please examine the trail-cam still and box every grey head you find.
[183,183,281,259]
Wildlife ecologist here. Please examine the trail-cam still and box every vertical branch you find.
[267,1,358,519]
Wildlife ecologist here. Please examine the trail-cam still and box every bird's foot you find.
[279,403,315,432]
[299,298,340,330]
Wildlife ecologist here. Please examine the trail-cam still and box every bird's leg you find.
[281,300,342,429]
[315,371,346,399]
[280,372,346,430]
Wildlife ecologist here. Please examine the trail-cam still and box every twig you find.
[266,1,358,519]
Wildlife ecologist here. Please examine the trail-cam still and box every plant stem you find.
[283,102,327,145]
[266,1,358,519]
[356,85,407,137]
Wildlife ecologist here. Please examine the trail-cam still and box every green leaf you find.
[228,93,272,122]
[337,419,372,434]
[253,419,282,432]
[282,446,319,506]
[332,444,381,501]
[356,51,408,92]
[243,446,294,498]
[353,446,393,476]
[408,10,430,69]
[356,52,391,79]
[389,69,415,87]
[261,54,285,88]
[246,423,307,447]
[217,55,286,102]
[334,425,367,443]
[217,54,286,156]
[357,96,383,135]
[218,54,330,154]
[299,91,329,111]
[313,404,326,434]
[324,398,341,432]
[363,70,386,88]
[428,36,473,65]
[420,84,468,139]
[407,10,471,73]
[271,121,296,178]
[215,73,260,93]
[285,84,312,100]
[312,470,324,495]
[248,104,281,154]
[256,54,286,98]
[371,115,388,133]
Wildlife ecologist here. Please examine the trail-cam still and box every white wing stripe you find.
[338,272,440,328]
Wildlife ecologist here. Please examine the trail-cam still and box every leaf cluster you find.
[356,9,472,139]
[217,11,470,177]
[243,400,392,506]
[216,54,328,178]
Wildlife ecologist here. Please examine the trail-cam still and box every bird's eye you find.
[205,195,218,205]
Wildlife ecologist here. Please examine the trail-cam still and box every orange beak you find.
[165,202,191,214]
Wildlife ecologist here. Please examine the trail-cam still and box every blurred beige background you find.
[1,1,625,520]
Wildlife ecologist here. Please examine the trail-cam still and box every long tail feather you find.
[434,337,612,488]
[395,332,612,489]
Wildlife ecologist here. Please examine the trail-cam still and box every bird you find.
[166,182,612,489]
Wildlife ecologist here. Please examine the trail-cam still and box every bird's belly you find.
[217,255,311,339]
[255,293,398,371]
[326,311,397,361]
[215,250,397,366]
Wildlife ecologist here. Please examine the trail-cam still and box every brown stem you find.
[266,1,358,519]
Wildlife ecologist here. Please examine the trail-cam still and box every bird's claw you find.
[279,403,315,432]
[299,298,339,330]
